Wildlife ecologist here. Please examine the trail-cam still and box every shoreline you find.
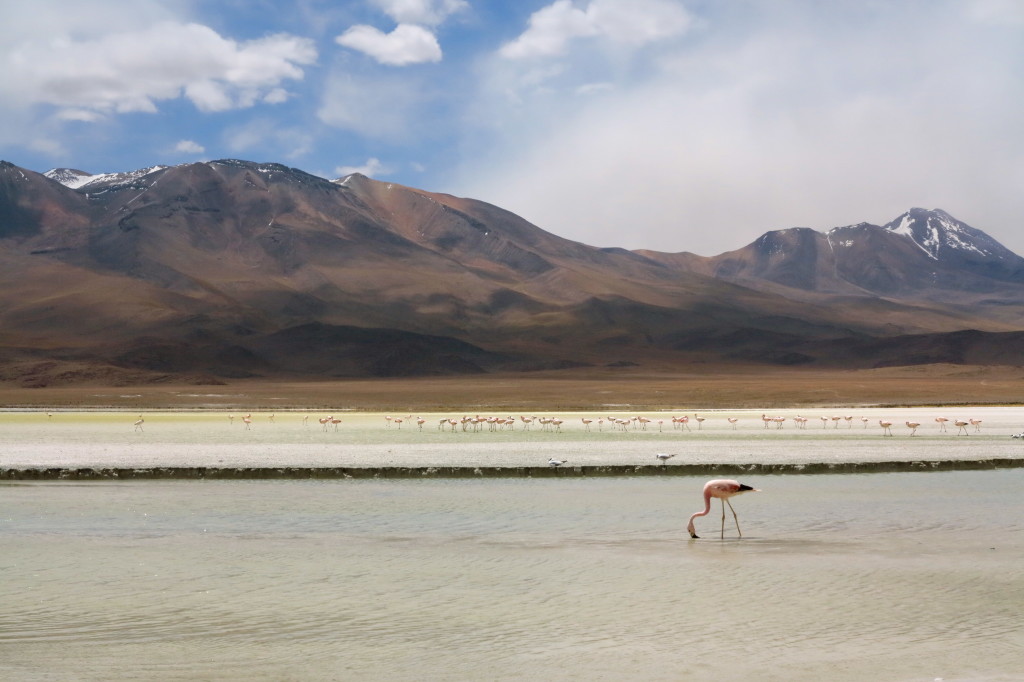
[5,457,1023,480]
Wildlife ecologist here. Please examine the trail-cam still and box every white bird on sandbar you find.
[655,453,676,463]
[548,458,567,467]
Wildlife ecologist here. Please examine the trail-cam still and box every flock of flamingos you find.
[178,411,1003,437]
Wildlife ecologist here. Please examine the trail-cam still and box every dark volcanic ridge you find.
[1,158,1023,385]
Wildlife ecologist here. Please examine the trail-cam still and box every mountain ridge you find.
[3,158,1023,386]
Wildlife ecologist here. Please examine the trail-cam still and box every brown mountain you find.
[2,158,1023,386]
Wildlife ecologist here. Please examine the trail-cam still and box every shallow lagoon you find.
[2,472,1023,681]
[2,407,1023,680]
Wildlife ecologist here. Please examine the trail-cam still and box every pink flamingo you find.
[905,421,920,436]
[879,419,893,436]
[687,479,760,539]
[133,416,145,432]
[935,416,949,433]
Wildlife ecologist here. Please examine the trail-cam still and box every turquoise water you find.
[2,471,1023,680]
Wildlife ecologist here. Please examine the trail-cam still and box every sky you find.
[1,0,1022,257]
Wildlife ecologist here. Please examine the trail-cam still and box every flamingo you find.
[694,414,705,430]
[133,416,144,432]
[761,413,771,429]
[844,416,853,428]
[955,419,970,435]
[242,415,252,430]
[831,416,842,429]
[302,415,309,426]
[879,419,893,436]
[905,420,920,436]
[417,417,426,430]
[727,417,739,429]
[227,414,234,425]
[267,413,275,423]
[548,458,567,467]
[861,417,869,428]
[687,479,760,539]
[935,416,949,432]
[655,453,676,463]
[581,417,593,431]
[330,417,342,431]
[969,418,982,433]
[820,416,829,428]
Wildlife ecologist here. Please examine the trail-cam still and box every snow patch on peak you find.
[886,208,995,261]
[45,168,94,189]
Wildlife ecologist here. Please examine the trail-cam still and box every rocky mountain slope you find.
[2,158,1022,385]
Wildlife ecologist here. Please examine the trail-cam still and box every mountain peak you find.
[883,207,1013,262]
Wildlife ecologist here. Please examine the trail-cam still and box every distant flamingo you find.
[330,417,342,431]
[133,416,144,432]
[302,415,309,426]
[687,479,760,539]
[861,417,869,428]
[820,416,829,428]
[267,413,275,423]
[319,416,332,431]
[935,417,949,432]
[969,418,982,433]
[727,417,739,429]
[417,417,426,430]
[955,419,970,435]
[831,416,842,429]
[879,419,893,436]
[242,415,252,430]
[581,417,593,431]
[694,414,705,430]
[905,420,920,436]
[227,414,234,425]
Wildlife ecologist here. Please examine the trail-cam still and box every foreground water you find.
[2,471,1023,681]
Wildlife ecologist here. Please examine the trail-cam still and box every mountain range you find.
[1,158,1022,386]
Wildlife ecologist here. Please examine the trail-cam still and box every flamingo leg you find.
[727,499,743,538]
[720,498,726,539]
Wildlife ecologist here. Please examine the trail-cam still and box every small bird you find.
[548,458,567,467]
[133,416,144,432]
[655,453,676,463]
[1011,432,1024,439]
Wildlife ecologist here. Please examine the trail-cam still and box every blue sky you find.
[1,0,1022,257]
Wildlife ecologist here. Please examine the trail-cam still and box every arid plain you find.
[2,363,1023,412]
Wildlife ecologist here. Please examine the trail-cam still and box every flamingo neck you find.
[686,491,714,535]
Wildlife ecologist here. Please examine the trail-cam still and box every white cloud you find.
[334,157,393,178]
[173,139,205,155]
[336,23,442,65]
[0,21,316,117]
[370,0,469,26]
[456,1,1024,256]
[500,0,691,59]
